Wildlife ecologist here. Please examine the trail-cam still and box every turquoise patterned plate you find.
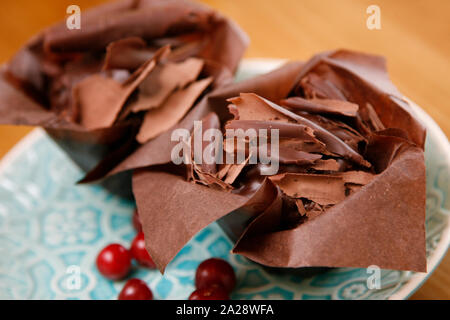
[0,59,449,300]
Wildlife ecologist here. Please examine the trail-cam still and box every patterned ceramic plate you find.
[0,59,449,300]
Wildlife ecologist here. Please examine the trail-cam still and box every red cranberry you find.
[195,258,236,293]
[130,232,156,269]
[118,279,153,300]
[132,209,142,232]
[96,244,131,280]
[189,285,230,300]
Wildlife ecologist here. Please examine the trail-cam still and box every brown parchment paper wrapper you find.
[127,50,426,273]
[0,0,248,196]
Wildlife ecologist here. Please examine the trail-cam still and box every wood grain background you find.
[0,0,448,299]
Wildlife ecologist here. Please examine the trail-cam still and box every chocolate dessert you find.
[127,50,426,273]
[0,0,248,190]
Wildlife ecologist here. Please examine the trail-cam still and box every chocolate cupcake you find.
[0,0,249,195]
[126,50,426,273]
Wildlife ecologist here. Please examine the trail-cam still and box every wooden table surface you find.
[0,0,448,299]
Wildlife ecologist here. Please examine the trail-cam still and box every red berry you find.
[132,209,142,232]
[189,285,230,300]
[96,244,131,280]
[130,232,156,269]
[195,258,236,293]
[118,279,153,300]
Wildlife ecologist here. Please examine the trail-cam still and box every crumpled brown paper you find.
[0,0,249,179]
[129,50,426,273]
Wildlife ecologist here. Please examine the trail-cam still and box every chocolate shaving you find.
[225,120,316,140]
[194,112,221,175]
[361,102,386,132]
[276,147,322,165]
[75,48,165,129]
[278,137,328,154]
[130,57,204,113]
[228,93,291,122]
[223,152,253,185]
[281,97,359,117]
[190,165,232,191]
[136,77,213,143]
[295,199,307,216]
[338,170,375,185]
[310,159,340,171]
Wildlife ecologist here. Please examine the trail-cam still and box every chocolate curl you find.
[301,113,367,152]
[129,57,204,113]
[225,120,315,140]
[191,169,233,191]
[338,170,375,185]
[136,76,213,143]
[281,97,359,117]
[310,159,340,171]
[275,148,321,165]
[193,112,221,175]
[233,145,426,272]
[187,112,232,189]
[359,102,385,132]
[222,152,254,185]
[190,113,259,188]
